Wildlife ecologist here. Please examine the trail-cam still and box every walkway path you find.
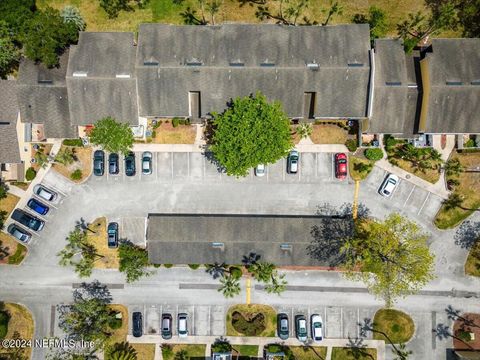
[127,335,386,360]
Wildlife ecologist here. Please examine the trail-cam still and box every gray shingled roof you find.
[66,32,138,125]
[369,39,419,135]
[146,214,351,266]
[137,24,371,118]
[16,52,76,139]
[423,39,480,133]
[0,80,21,164]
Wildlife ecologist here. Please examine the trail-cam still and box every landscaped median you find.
[52,142,92,183]
[0,191,27,265]
[226,304,277,337]
[373,308,415,344]
[161,344,206,360]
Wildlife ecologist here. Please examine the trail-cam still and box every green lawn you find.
[349,156,374,181]
[288,346,328,360]
[162,344,206,360]
[465,240,480,276]
[232,344,259,357]
[373,309,415,344]
[332,347,377,360]
[7,244,27,265]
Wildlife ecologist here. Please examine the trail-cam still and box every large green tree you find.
[353,6,388,40]
[89,117,134,155]
[342,213,435,308]
[0,21,20,79]
[211,92,292,177]
[57,281,115,346]
[118,242,153,283]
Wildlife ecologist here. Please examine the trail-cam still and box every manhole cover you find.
[406,174,411,179]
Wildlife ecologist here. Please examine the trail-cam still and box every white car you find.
[178,313,188,338]
[255,164,265,177]
[142,151,153,175]
[379,173,399,197]
[33,184,57,202]
[311,314,323,342]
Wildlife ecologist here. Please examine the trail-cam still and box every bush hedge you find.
[345,139,358,152]
[231,311,266,336]
[188,264,200,270]
[0,311,10,338]
[364,148,384,161]
[62,138,84,147]
[70,169,82,180]
[25,167,36,181]
[229,266,243,279]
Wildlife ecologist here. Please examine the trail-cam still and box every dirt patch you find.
[107,304,128,345]
[86,217,119,269]
[0,303,34,359]
[453,313,480,350]
[0,232,27,265]
[151,121,196,144]
[0,193,19,216]
[52,146,92,183]
[31,143,53,171]
[310,124,349,144]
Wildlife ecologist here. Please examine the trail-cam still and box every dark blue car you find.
[27,198,49,215]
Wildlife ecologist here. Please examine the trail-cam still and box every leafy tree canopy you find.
[0,0,36,36]
[0,21,20,79]
[89,117,134,155]
[342,213,435,308]
[353,6,388,40]
[118,242,153,283]
[21,7,79,67]
[211,92,293,177]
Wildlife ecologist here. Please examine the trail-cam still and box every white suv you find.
[379,173,399,197]
[178,313,188,338]
[311,314,323,342]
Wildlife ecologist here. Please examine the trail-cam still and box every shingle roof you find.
[66,32,138,125]
[137,24,371,118]
[369,39,419,135]
[146,214,352,266]
[16,52,76,139]
[423,39,480,133]
[0,80,21,164]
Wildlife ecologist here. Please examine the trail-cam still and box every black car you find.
[7,224,32,243]
[161,313,173,340]
[27,198,49,215]
[109,153,119,175]
[277,313,289,340]
[125,152,135,177]
[132,312,143,337]
[93,150,105,176]
[107,222,118,249]
[11,209,45,232]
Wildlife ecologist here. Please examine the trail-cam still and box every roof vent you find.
[260,62,275,67]
[347,62,364,67]
[307,62,319,71]
[186,58,203,66]
[280,243,292,251]
[116,74,131,79]
[211,242,224,250]
[143,61,159,66]
[385,81,402,86]
[72,71,87,77]
[446,80,463,85]
[471,80,480,85]
[38,79,53,84]
[229,61,244,67]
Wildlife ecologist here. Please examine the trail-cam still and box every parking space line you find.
[187,152,190,176]
[357,308,360,337]
[170,152,174,180]
[155,153,159,181]
[282,159,285,181]
[203,155,206,179]
[298,158,302,182]
[324,308,327,337]
[418,192,431,215]
[42,183,67,198]
[330,154,334,181]
[315,153,318,178]
[403,185,416,208]
[340,308,343,337]
[207,306,211,336]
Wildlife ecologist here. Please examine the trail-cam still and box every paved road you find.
[1,151,479,360]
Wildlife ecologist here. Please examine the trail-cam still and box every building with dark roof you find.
[136,24,372,119]
[66,32,138,125]
[16,51,76,139]
[368,39,420,137]
[418,39,480,134]
[146,214,352,266]
[0,80,23,181]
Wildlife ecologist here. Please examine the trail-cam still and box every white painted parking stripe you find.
[417,192,431,215]
[170,152,174,180]
[282,158,286,181]
[330,154,334,180]
[403,185,416,208]
[187,152,190,176]
[315,153,318,178]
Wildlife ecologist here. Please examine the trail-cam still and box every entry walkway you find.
[127,335,386,360]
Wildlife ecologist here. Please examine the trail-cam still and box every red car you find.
[335,153,348,180]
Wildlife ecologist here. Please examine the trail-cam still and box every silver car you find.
[142,152,152,175]
[33,184,57,202]
[255,164,265,177]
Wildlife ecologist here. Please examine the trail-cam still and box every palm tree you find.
[218,275,241,298]
[323,1,343,26]
[443,193,464,210]
[109,342,137,360]
[61,5,86,31]
[174,349,188,360]
[55,147,75,166]
[296,123,312,139]
[248,261,275,283]
[206,263,227,279]
[34,150,49,169]
[265,273,287,295]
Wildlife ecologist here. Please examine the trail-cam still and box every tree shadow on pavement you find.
[454,221,480,249]
[346,337,375,360]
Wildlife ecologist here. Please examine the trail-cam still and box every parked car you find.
[107,222,118,248]
[125,152,135,177]
[93,150,105,176]
[132,312,143,337]
[27,198,49,216]
[161,313,173,340]
[277,313,289,340]
[334,153,348,180]
[295,315,307,342]
[109,153,119,175]
[255,164,266,177]
[142,151,152,175]
[311,314,323,342]
[7,224,31,243]
[287,150,299,174]
[11,209,44,232]
[33,184,57,202]
[379,173,399,197]
[178,313,188,338]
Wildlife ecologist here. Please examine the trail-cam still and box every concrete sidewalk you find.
[127,334,386,360]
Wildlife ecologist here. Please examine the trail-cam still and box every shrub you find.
[188,264,200,270]
[364,148,384,161]
[162,344,174,359]
[62,138,84,147]
[345,139,358,152]
[164,264,173,268]
[229,266,243,279]
[151,130,156,138]
[70,169,82,180]
[457,330,473,342]
[0,311,10,338]
[25,167,36,181]
[266,344,283,353]
[172,118,180,127]
[465,139,476,148]
[212,342,232,353]
[108,315,123,330]
[152,263,161,268]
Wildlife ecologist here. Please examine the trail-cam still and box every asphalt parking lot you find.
[126,303,376,340]
[91,151,353,185]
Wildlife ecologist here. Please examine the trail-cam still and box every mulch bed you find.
[453,313,480,350]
